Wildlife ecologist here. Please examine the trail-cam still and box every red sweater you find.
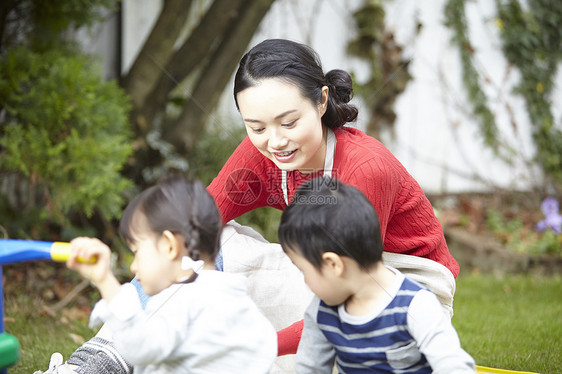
[208,126,459,277]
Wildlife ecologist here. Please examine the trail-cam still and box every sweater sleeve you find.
[407,290,476,373]
[92,284,185,367]
[295,298,336,374]
[207,137,284,223]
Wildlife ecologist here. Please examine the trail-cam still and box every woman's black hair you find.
[234,39,358,129]
[278,176,383,271]
[119,175,222,262]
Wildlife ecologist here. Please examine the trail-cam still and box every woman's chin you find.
[268,157,297,171]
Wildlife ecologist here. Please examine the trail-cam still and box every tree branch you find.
[123,0,193,110]
[165,0,275,154]
[0,0,19,52]
[138,0,245,132]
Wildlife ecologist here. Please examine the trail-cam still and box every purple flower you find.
[535,197,562,234]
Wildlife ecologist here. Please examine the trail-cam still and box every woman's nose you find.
[268,128,289,149]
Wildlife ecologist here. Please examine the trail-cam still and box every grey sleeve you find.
[408,290,476,373]
[66,337,133,374]
[295,297,336,374]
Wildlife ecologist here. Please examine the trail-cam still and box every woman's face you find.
[236,78,329,173]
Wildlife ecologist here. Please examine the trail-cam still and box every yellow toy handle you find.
[50,242,97,263]
[476,365,539,374]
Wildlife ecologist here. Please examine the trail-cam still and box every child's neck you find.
[175,259,214,283]
[343,263,396,316]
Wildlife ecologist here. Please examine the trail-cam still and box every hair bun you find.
[323,69,358,128]
[325,69,353,104]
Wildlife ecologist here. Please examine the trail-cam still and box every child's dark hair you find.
[234,38,358,129]
[278,176,383,270]
[119,175,222,261]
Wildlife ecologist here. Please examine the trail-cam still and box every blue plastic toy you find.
[0,239,94,373]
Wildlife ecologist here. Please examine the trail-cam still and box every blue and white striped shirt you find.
[317,277,431,373]
[296,267,476,374]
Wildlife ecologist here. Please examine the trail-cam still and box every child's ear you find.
[161,230,182,260]
[321,252,344,277]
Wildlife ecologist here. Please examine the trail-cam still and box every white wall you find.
[76,7,121,80]
[382,0,549,194]
[120,0,561,195]
[121,0,162,74]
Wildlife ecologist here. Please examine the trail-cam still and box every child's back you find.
[106,270,276,373]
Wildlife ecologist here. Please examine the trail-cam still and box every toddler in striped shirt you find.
[278,176,475,374]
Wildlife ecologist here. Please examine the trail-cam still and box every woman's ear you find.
[161,230,182,260]
[321,252,344,277]
[319,86,329,116]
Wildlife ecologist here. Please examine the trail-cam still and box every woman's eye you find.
[251,127,265,134]
[282,120,296,128]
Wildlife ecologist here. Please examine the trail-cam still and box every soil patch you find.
[445,226,562,276]
[429,192,562,276]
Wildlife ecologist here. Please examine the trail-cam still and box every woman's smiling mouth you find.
[273,150,296,162]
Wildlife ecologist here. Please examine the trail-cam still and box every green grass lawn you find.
[453,273,562,374]
[3,272,561,373]
[3,292,98,373]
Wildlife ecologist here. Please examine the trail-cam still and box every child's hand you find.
[67,237,112,286]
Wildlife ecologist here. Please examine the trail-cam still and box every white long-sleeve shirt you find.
[90,270,277,374]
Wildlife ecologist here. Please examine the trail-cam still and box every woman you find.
[207,38,459,356]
